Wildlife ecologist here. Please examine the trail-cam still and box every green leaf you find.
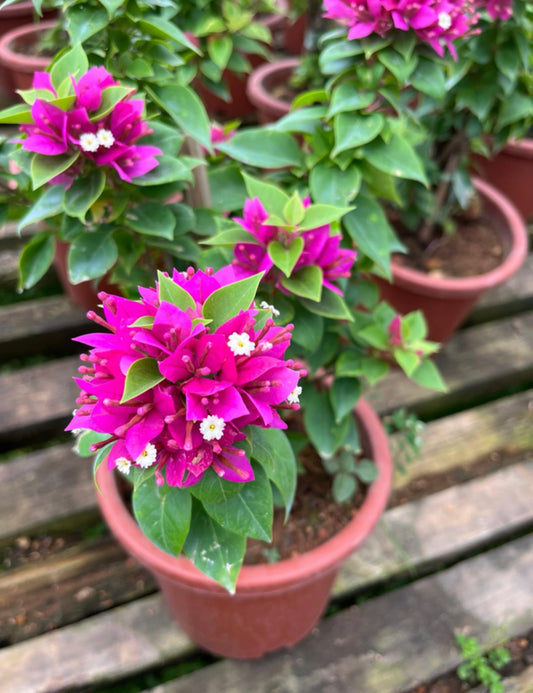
[208,35,233,70]
[201,226,253,247]
[203,273,263,330]
[183,499,246,593]
[208,164,247,213]
[409,57,446,100]
[157,271,195,311]
[301,289,353,321]
[217,129,304,169]
[329,377,361,424]
[248,427,296,519]
[281,265,323,301]
[378,48,417,84]
[364,135,428,185]
[30,151,80,189]
[204,464,273,542]
[394,349,421,377]
[133,473,191,556]
[18,232,55,290]
[357,324,389,350]
[18,185,64,231]
[327,83,375,117]
[343,196,395,276]
[309,163,362,206]
[90,86,135,121]
[303,388,350,459]
[133,155,193,186]
[0,103,33,124]
[138,16,200,53]
[127,203,176,240]
[355,459,379,483]
[361,356,390,385]
[68,231,118,283]
[66,6,109,43]
[300,203,353,230]
[498,92,533,130]
[290,307,324,352]
[332,473,357,503]
[148,85,211,150]
[63,169,105,221]
[50,44,89,89]
[332,113,384,157]
[121,358,165,403]
[272,106,327,135]
[242,173,289,217]
[283,192,305,226]
[93,443,113,492]
[188,468,243,504]
[129,316,155,328]
[410,359,447,392]
[74,430,110,457]
[268,237,303,277]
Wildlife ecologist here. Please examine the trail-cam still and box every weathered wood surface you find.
[471,666,533,693]
[1,296,87,360]
[1,459,531,684]
[2,312,532,447]
[150,535,533,693]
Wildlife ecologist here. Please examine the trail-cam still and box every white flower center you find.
[259,301,280,317]
[287,386,302,404]
[227,332,255,356]
[79,132,100,152]
[438,12,452,29]
[136,443,157,468]
[96,128,115,148]
[200,415,225,441]
[116,456,132,474]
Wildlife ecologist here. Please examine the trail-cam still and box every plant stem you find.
[182,136,212,209]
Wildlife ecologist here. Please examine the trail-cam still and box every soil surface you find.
[405,629,533,693]
[393,212,505,278]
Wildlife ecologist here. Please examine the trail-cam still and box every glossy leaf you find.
[309,163,362,206]
[364,135,428,185]
[18,185,64,231]
[203,273,263,330]
[30,151,80,189]
[302,387,350,459]
[66,6,108,43]
[63,169,105,221]
[68,231,118,283]
[18,232,55,290]
[121,358,165,403]
[127,203,176,240]
[188,468,243,504]
[242,173,289,217]
[50,43,88,88]
[248,427,296,519]
[329,377,361,424]
[157,271,196,311]
[217,129,304,168]
[281,265,323,301]
[268,237,303,277]
[148,85,211,150]
[332,113,384,157]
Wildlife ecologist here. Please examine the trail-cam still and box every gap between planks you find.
[0,460,532,692]
[1,311,532,448]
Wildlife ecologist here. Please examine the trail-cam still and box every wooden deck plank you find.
[1,313,532,447]
[367,312,533,417]
[1,460,532,681]
[146,534,533,693]
[1,296,87,360]
[471,666,533,693]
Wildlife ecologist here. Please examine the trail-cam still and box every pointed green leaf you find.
[394,349,421,377]
[203,465,273,542]
[133,155,193,186]
[411,358,447,392]
[0,103,32,124]
[208,35,233,70]
[157,271,196,311]
[63,169,106,221]
[268,237,304,277]
[309,163,362,206]
[90,86,135,121]
[127,203,176,240]
[283,192,305,226]
[30,151,80,189]
[203,273,263,330]
[66,6,109,43]
[121,358,165,403]
[343,196,395,276]
[301,289,353,321]
[133,472,191,556]
[68,231,117,283]
[188,468,243,504]
[248,427,296,520]
[330,377,361,424]
[75,430,110,457]
[183,499,246,593]
[50,44,89,90]
[200,227,254,247]
[148,85,211,150]
[300,203,353,230]
[217,129,304,169]
[361,356,390,385]
[364,135,428,185]
[281,265,323,301]
[302,387,350,459]
[332,113,384,157]
[129,316,155,328]
[138,16,201,54]
[18,185,64,231]
[409,57,446,100]
[327,83,375,117]
[18,232,55,290]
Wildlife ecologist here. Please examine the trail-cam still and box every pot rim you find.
[502,138,533,159]
[389,177,528,298]
[0,19,56,72]
[96,398,392,593]
[246,56,299,117]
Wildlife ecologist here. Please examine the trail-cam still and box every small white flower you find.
[79,132,100,152]
[200,415,225,441]
[227,332,255,356]
[438,12,452,29]
[96,128,115,148]
[287,386,302,404]
[116,457,132,475]
[136,442,157,468]
[260,300,280,317]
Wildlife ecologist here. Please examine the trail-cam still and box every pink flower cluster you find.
[323,0,486,57]
[67,268,305,488]
[485,0,513,20]
[231,198,357,296]
[20,67,161,183]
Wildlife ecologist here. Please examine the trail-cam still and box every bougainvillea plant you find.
[1,45,205,292]
[70,267,305,592]
[204,175,445,501]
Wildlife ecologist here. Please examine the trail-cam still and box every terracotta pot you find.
[246,57,298,124]
[95,398,392,659]
[373,178,529,343]
[473,139,533,224]
[0,19,56,99]
[53,240,119,313]
[283,12,307,55]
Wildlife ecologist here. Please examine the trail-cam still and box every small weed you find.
[384,408,424,474]
[455,632,511,693]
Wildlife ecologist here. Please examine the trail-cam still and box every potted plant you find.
[314,0,530,341]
